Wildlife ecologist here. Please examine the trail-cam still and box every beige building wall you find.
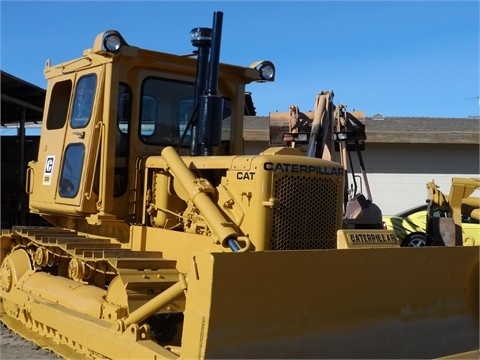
[348,143,479,215]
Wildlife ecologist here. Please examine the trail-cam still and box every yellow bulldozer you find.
[1,12,478,359]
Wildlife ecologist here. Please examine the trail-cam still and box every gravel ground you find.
[0,323,60,359]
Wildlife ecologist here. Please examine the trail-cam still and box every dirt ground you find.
[0,322,60,359]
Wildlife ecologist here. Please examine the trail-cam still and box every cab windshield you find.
[137,77,231,147]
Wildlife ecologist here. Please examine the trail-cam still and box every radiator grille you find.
[271,174,340,250]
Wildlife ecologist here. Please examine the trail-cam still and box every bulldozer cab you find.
[27,27,274,227]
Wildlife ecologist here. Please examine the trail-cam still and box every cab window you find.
[139,77,231,147]
[114,83,132,197]
[59,143,85,198]
[117,83,131,157]
[46,79,72,130]
[71,74,97,129]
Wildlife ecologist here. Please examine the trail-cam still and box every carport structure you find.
[1,71,46,227]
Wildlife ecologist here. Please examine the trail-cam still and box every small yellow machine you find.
[1,12,478,359]
[384,178,480,247]
[425,177,479,246]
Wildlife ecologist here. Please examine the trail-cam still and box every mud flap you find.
[181,247,479,359]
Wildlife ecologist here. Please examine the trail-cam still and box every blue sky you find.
[1,1,479,118]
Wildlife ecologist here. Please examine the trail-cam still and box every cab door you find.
[55,67,103,212]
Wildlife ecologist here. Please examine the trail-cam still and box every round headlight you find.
[104,34,122,52]
[260,64,275,81]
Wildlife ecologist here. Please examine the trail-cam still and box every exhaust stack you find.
[190,11,225,156]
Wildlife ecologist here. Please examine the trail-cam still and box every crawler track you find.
[1,304,78,359]
[0,226,183,359]
[2,226,171,283]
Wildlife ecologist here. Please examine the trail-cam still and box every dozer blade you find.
[181,246,479,359]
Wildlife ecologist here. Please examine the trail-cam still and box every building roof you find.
[244,115,480,145]
[365,116,480,144]
[1,71,45,125]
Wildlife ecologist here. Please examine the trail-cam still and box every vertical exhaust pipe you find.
[189,26,211,155]
[191,11,225,156]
